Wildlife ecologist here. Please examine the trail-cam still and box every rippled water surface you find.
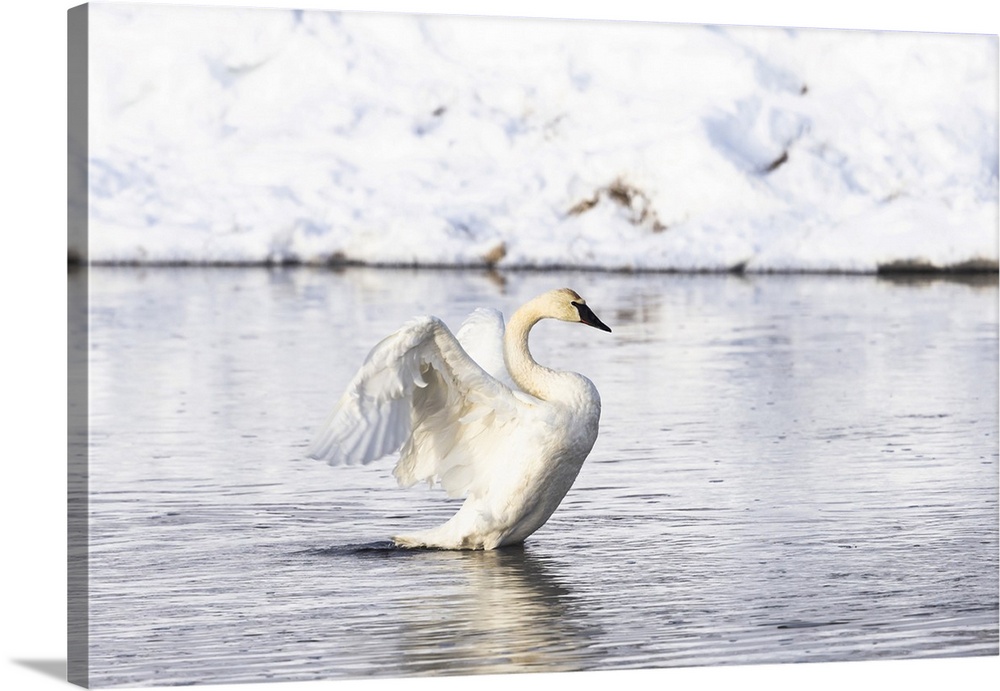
[79,267,999,687]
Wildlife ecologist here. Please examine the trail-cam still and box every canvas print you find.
[68,2,999,688]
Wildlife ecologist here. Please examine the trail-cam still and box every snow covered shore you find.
[80,3,999,272]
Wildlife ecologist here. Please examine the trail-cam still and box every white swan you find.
[307,288,612,550]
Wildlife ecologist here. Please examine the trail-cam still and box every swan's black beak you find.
[573,302,612,333]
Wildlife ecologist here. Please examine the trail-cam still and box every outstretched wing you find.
[307,315,532,498]
[455,308,519,390]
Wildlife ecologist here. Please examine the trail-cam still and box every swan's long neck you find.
[504,299,562,401]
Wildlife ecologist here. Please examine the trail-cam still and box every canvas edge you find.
[68,3,90,688]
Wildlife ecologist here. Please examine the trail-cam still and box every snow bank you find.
[81,3,999,272]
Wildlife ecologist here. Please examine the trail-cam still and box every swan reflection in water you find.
[369,544,600,675]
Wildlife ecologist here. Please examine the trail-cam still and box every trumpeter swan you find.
[307,288,612,550]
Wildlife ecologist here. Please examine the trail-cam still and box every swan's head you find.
[542,288,612,333]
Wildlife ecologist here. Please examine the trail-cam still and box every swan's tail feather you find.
[391,534,429,548]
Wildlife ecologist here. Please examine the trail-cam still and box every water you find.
[77,266,999,687]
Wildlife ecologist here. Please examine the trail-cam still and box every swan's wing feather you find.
[306,325,426,466]
[394,318,529,497]
[307,316,527,497]
[455,308,518,390]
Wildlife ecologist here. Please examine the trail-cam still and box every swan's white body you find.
[307,288,611,550]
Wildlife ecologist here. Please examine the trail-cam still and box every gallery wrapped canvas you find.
[68,2,998,688]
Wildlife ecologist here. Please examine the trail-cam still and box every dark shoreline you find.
[69,254,999,278]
